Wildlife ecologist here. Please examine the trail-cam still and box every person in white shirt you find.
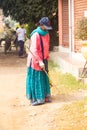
[16,22,26,57]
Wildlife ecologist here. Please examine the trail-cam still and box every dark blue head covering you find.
[39,17,52,30]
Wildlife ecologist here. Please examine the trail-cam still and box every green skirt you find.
[26,67,51,103]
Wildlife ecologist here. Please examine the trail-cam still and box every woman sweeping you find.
[26,17,52,106]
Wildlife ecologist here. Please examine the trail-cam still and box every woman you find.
[26,17,52,106]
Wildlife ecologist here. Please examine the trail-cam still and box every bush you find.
[25,22,35,38]
[76,17,87,40]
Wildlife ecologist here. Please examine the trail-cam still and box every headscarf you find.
[30,26,48,37]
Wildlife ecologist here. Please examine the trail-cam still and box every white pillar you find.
[68,0,74,52]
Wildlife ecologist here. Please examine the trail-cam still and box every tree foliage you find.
[0,0,58,49]
[0,0,58,24]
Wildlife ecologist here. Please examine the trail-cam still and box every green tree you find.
[0,0,58,49]
[0,0,57,23]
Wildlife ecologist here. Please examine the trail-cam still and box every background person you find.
[4,21,12,54]
[16,22,26,57]
[26,17,52,106]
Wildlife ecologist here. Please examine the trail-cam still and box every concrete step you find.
[50,51,87,84]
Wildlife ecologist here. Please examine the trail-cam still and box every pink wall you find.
[74,0,87,52]
[58,0,87,52]
[58,0,69,48]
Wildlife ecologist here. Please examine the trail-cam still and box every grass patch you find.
[55,97,87,130]
[49,60,87,130]
[49,60,87,94]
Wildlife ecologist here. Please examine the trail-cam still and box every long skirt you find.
[26,67,51,104]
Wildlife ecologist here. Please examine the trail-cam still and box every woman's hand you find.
[39,61,45,69]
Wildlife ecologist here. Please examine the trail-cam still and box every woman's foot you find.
[31,101,44,106]
[31,100,45,106]
[45,97,51,103]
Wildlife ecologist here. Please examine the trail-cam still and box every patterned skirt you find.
[26,67,51,104]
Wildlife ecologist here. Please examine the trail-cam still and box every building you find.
[58,0,87,53]
[50,0,87,80]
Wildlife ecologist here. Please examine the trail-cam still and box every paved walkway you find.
[50,51,87,79]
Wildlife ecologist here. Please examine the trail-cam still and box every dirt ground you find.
[0,49,87,130]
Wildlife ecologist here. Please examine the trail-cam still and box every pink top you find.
[27,32,50,71]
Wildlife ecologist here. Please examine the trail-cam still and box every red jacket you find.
[27,32,50,71]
